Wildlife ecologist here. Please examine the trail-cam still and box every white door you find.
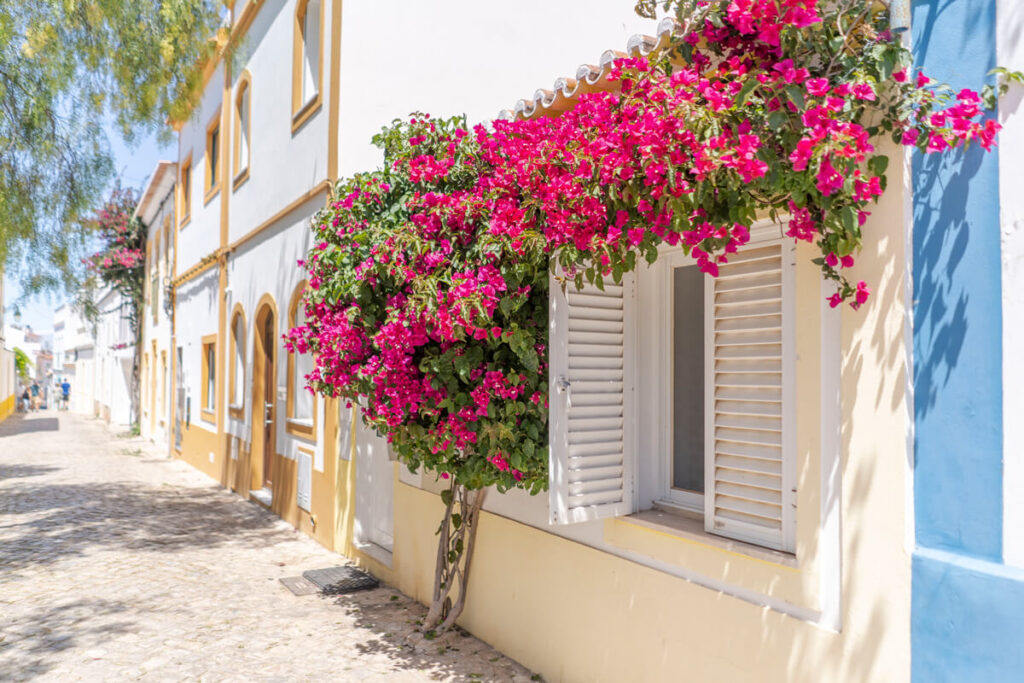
[353,415,394,553]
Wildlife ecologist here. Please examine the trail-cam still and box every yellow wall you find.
[370,144,911,683]
[0,394,14,423]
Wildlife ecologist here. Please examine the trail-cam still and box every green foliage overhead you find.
[0,0,224,296]
[13,347,31,381]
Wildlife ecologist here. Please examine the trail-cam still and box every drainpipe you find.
[888,0,911,33]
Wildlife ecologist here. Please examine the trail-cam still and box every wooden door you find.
[261,311,275,489]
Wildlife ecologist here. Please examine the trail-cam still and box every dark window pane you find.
[672,264,704,493]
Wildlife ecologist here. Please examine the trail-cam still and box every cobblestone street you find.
[0,411,534,682]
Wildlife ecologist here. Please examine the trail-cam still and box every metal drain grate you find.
[302,566,379,595]
[279,575,320,596]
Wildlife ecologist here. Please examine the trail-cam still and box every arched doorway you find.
[252,302,276,494]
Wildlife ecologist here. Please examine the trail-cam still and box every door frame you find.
[251,296,278,493]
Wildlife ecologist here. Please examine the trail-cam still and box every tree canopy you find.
[0,0,224,296]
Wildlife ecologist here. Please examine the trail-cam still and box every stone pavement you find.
[0,411,537,682]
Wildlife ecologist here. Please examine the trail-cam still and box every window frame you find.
[233,72,252,191]
[650,232,796,552]
[179,154,192,227]
[201,335,217,421]
[285,281,316,440]
[229,307,246,418]
[291,0,324,132]
[203,110,222,203]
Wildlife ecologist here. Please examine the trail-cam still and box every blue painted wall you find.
[911,0,1002,562]
[910,1,1024,681]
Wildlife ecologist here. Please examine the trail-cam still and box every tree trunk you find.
[423,481,488,633]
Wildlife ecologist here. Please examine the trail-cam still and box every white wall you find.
[228,0,333,244]
[998,0,1024,568]
[175,269,220,434]
[178,62,226,271]
[338,0,659,176]
[225,194,325,469]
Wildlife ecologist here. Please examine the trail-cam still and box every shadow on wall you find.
[911,148,986,420]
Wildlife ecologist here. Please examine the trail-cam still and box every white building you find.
[92,287,134,426]
[136,161,177,447]
[52,302,97,415]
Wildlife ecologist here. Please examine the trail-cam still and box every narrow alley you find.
[0,412,533,682]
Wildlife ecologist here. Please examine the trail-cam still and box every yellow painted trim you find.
[291,96,322,135]
[227,181,330,253]
[179,153,193,227]
[291,0,325,124]
[232,70,252,192]
[203,108,223,202]
[229,303,246,409]
[172,252,221,288]
[0,394,15,423]
[285,280,316,439]
[201,334,217,415]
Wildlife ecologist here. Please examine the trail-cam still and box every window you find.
[233,75,251,188]
[163,215,172,270]
[291,0,322,128]
[286,283,315,438]
[548,233,796,553]
[205,114,222,200]
[229,310,246,412]
[179,155,192,226]
[201,336,217,417]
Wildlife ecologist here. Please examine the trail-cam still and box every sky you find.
[3,124,175,334]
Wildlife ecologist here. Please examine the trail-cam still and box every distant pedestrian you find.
[30,382,40,412]
[60,379,71,411]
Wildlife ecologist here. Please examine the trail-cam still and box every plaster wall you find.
[227,0,333,244]
[998,0,1024,570]
[177,62,225,272]
[141,185,177,445]
[337,0,658,177]
[175,269,220,441]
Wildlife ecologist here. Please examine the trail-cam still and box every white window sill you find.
[608,506,799,569]
[286,417,314,428]
[250,488,273,507]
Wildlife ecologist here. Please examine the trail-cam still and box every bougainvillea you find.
[83,183,147,423]
[289,0,1009,630]
[293,0,1005,488]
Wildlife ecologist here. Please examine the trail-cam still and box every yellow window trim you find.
[285,280,317,440]
[179,153,193,228]
[201,334,217,418]
[232,71,253,192]
[291,0,325,130]
[203,109,223,203]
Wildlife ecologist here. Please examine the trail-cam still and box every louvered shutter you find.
[549,271,634,524]
[705,240,795,552]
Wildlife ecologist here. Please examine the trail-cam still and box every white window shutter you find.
[549,271,634,525]
[704,241,796,552]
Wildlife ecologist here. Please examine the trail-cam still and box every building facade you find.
[138,1,1024,681]
[136,161,177,448]
[0,277,14,421]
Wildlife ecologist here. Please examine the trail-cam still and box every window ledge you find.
[228,404,244,419]
[606,507,799,570]
[203,185,221,206]
[232,167,250,192]
[354,540,394,568]
[250,487,273,507]
[291,95,322,134]
[179,214,191,229]
[285,417,315,440]
[200,409,216,423]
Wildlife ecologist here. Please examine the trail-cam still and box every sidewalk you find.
[0,411,535,682]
